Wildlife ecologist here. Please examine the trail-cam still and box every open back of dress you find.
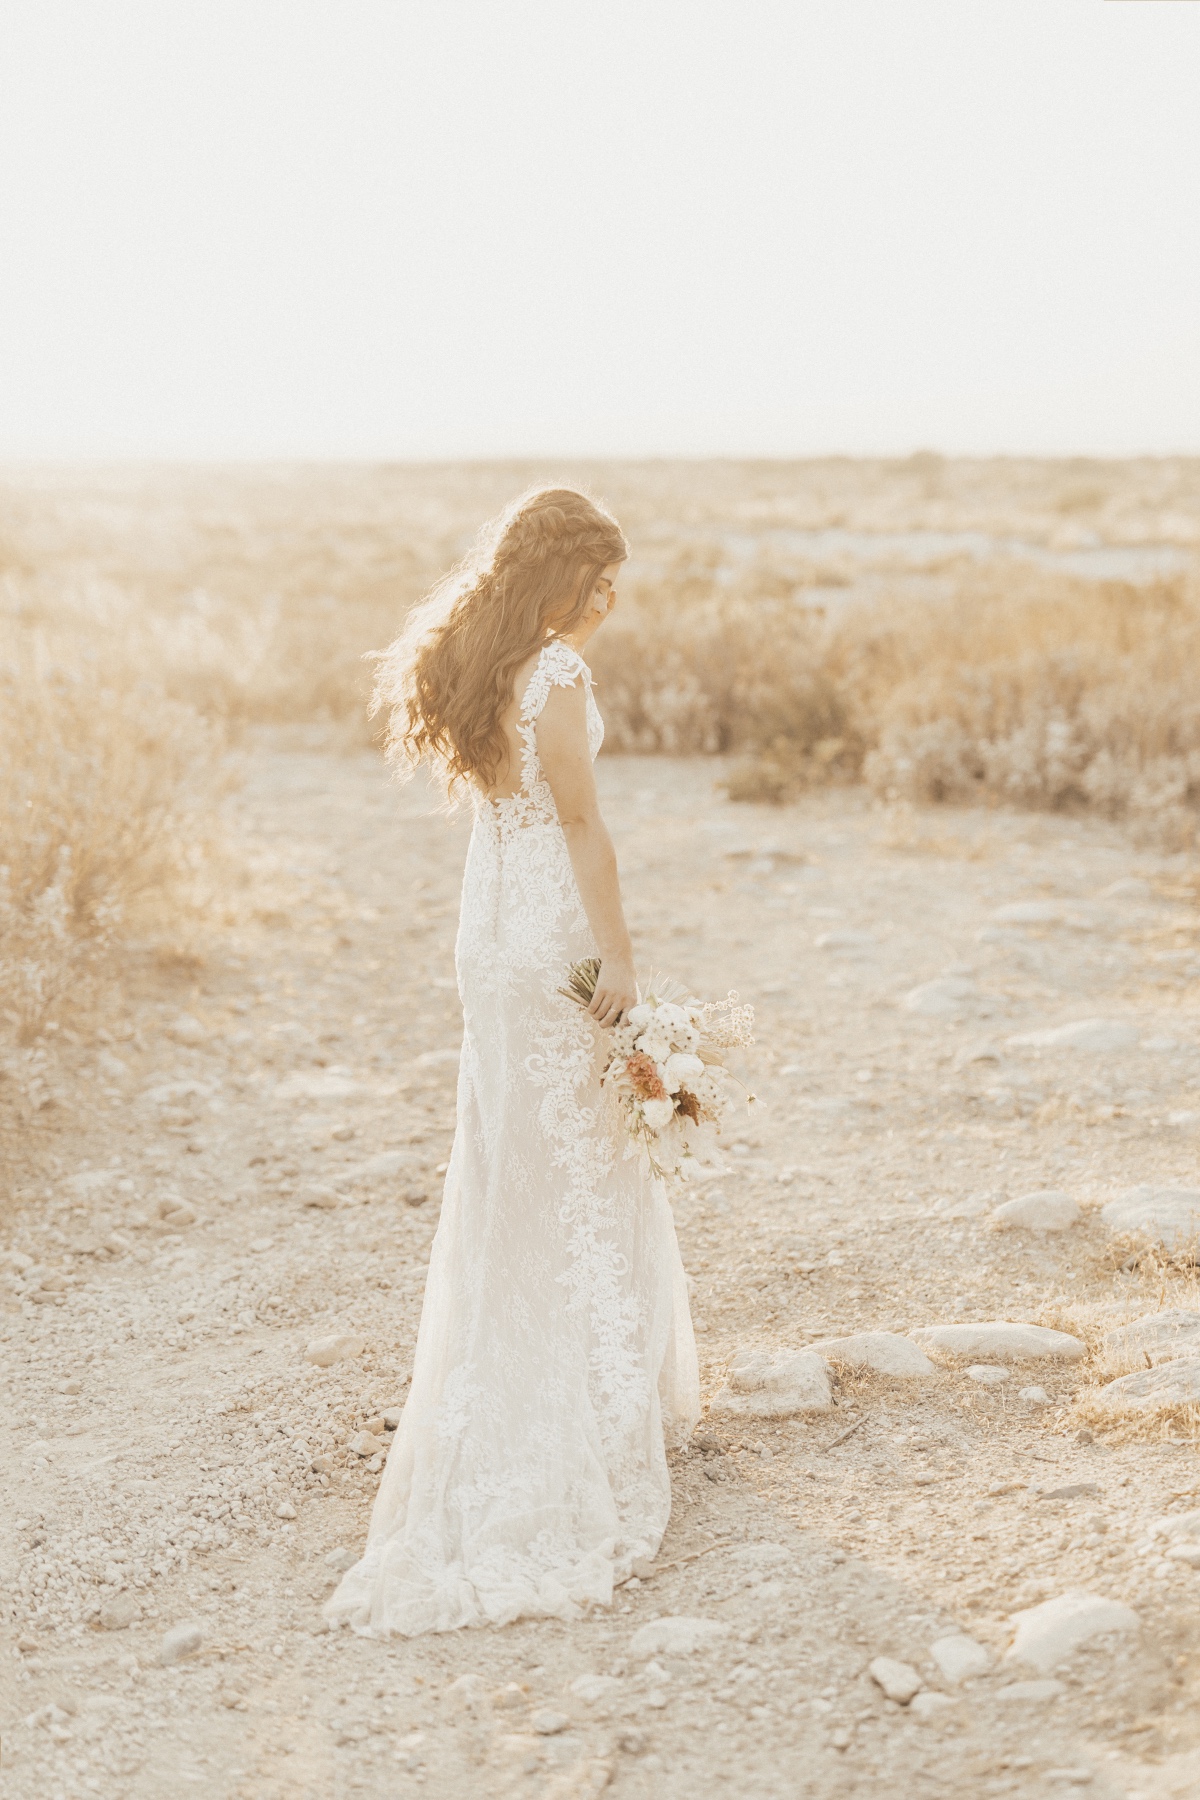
[326,640,699,1636]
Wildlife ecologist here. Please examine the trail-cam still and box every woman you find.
[326,487,700,1637]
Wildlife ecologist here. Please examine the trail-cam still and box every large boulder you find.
[911,1322,1085,1363]
[1094,1359,1200,1410]
[1100,1188,1200,1256]
[1005,1593,1139,1673]
[809,1332,935,1378]
[1102,1309,1200,1364]
[708,1347,832,1417]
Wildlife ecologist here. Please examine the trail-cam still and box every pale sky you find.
[1,1,1198,460]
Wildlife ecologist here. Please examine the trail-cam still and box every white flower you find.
[626,1002,654,1029]
[636,1028,672,1063]
[661,1051,704,1094]
[641,1096,676,1132]
[655,1003,692,1033]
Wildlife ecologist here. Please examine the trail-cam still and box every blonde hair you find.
[372,486,627,792]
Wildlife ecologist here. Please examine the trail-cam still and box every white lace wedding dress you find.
[326,641,699,1637]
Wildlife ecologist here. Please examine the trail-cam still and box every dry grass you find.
[2,460,1199,1052]
[0,609,225,1043]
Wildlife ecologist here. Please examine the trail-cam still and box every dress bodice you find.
[480,641,603,834]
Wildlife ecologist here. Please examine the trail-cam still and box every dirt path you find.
[4,739,1200,1800]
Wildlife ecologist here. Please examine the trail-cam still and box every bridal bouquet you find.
[560,959,755,1183]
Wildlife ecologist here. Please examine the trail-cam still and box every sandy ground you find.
[4,737,1200,1800]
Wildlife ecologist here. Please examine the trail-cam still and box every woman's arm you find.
[536,678,637,1028]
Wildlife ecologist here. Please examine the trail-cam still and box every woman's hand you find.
[588,955,638,1029]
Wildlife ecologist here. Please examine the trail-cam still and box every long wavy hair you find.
[372,486,627,793]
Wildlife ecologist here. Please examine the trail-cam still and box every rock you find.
[275,1500,297,1519]
[1038,1483,1099,1502]
[336,1150,415,1184]
[1019,1386,1051,1405]
[168,1013,206,1045]
[990,1191,1082,1233]
[304,1332,365,1368]
[814,930,876,952]
[1104,1310,1200,1363]
[991,901,1063,926]
[967,1364,1010,1385]
[531,1710,570,1736]
[158,1622,203,1665]
[362,1415,386,1435]
[1005,1593,1139,1673]
[868,1657,922,1704]
[911,1322,1085,1363]
[491,1683,531,1711]
[953,1040,1003,1070]
[910,1692,959,1721]
[96,1048,130,1080]
[311,1453,334,1474]
[570,1674,621,1704]
[808,1332,935,1378]
[629,1616,730,1657]
[994,1679,1067,1704]
[157,1198,197,1226]
[416,1048,460,1069]
[383,1407,404,1429]
[275,1071,362,1101]
[709,1348,832,1417]
[347,1431,385,1457]
[1101,877,1151,900]
[1095,1359,1200,1410]
[1007,1018,1138,1052]
[1100,1188,1200,1255]
[1147,1511,1200,1545]
[324,1547,358,1572]
[930,1634,992,1684]
[445,1673,485,1707]
[66,1168,120,1195]
[99,1592,140,1631]
[300,1186,340,1210]
[140,1078,213,1107]
[1167,1545,1200,1567]
[903,977,982,1018]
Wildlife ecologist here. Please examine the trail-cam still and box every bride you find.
[326,487,700,1637]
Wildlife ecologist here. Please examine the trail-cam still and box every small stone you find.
[532,1710,570,1736]
[158,1622,203,1665]
[491,1683,531,1711]
[311,1453,335,1474]
[347,1431,385,1457]
[331,1124,356,1141]
[903,977,983,1018]
[1095,1360,1200,1410]
[994,1679,1067,1703]
[631,1556,655,1580]
[616,1729,647,1755]
[930,1634,991,1684]
[404,1188,428,1208]
[868,1657,922,1704]
[17,1635,38,1653]
[829,1727,851,1750]
[990,1191,1081,1233]
[324,1546,358,1572]
[168,1013,206,1045]
[382,1408,404,1429]
[1019,1386,1051,1405]
[1038,1482,1099,1501]
[301,1186,340,1211]
[362,1415,386,1436]
[910,1691,959,1721]
[629,1616,730,1657]
[99,1592,140,1631]
[911,1322,1085,1363]
[1007,1019,1138,1053]
[570,1674,621,1704]
[1100,1187,1200,1254]
[1005,1593,1139,1673]
[304,1332,365,1368]
[967,1364,1010,1385]
[808,1332,935,1378]
[275,1500,297,1519]
[158,1199,197,1226]
[991,901,1063,926]
[445,1673,485,1706]
[709,1347,832,1418]
[59,1378,82,1395]
[1166,1544,1200,1567]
